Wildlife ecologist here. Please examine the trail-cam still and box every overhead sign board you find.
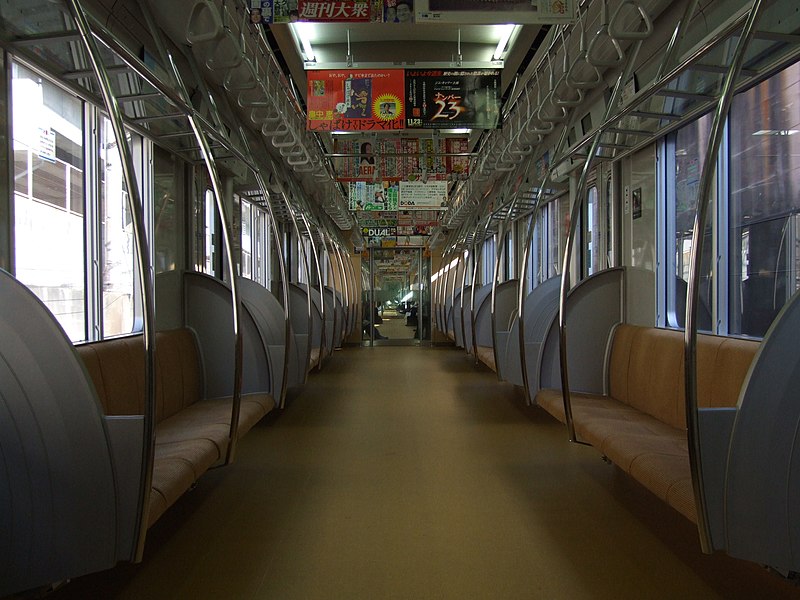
[415,0,575,23]
[398,180,448,209]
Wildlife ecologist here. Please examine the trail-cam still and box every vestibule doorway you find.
[362,247,430,346]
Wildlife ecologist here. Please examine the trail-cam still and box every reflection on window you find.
[667,113,714,331]
[586,185,600,276]
[241,199,253,279]
[12,62,86,341]
[99,117,139,337]
[153,145,179,274]
[192,185,217,275]
[504,229,514,281]
[729,61,800,337]
[481,236,496,285]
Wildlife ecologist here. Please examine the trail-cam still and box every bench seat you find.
[535,325,758,524]
[476,345,496,372]
[76,328,274,528]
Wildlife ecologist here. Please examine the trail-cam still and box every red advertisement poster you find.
[297,1,372,21]
[307,70,405,131]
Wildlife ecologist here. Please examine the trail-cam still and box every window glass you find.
[204,189,217,275]
[153,145,180,274]
[605,175,614,268]
[669,113,714,330]
[253,207,268,287]
[12,62,86,341]
[504,227,514,281]
[729,61,800,337]
[586,185,600,276]
[99,116,138,337]
[241,199,253,279]
[481,236,496,285]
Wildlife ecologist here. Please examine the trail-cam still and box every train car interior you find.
[3,0,800,597]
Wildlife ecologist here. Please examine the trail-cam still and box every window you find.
[585,184,600,276]
[153,145,181,274]
[504,226,515,281]
[12,61,148,342]
[99,116,140,337]
[729,61,800,337]
[192,180,218,276]
[664,113,714,331]
[12,62,86,341]
[241,199,253,279]
[481,235,496,286]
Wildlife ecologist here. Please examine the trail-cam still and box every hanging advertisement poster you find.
[308,70,405,131]
[399,180,448,210]
[415,0,574,23]
[334,136,468,180]
[249,0,296,23]
[384,0,415,22]
[349,181,400,211]
[297,0,372,21]
[397,210,439,235]
[405,69,501,129]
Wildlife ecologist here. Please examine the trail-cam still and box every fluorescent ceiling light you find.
[493,24,516,61]
[291,22,316,62]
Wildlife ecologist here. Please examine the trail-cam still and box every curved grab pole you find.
[435,244,453,335]
[183,83,245,465]
[284,202,314,380]
[469,216,494,360]
[66,0,155,562]
[246,150,292,409]
[558,39,644,442]
[326,236,348,343]
[141,2,244,465]
[684,0,765,554]
[319,232,341,352]
[517,123,576,405]
[299,212,328,368]
[459,242,475,351]
[330,239,352,340]
[490,175,526,380]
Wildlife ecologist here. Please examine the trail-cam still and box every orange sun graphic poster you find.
[307,69,405,131]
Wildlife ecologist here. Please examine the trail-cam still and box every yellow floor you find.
[49,346,800,599]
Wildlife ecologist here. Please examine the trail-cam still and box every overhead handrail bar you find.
[684,0,765,554]
[655,0,702,81]
[551,9,756,171]
[66,0,156,562]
